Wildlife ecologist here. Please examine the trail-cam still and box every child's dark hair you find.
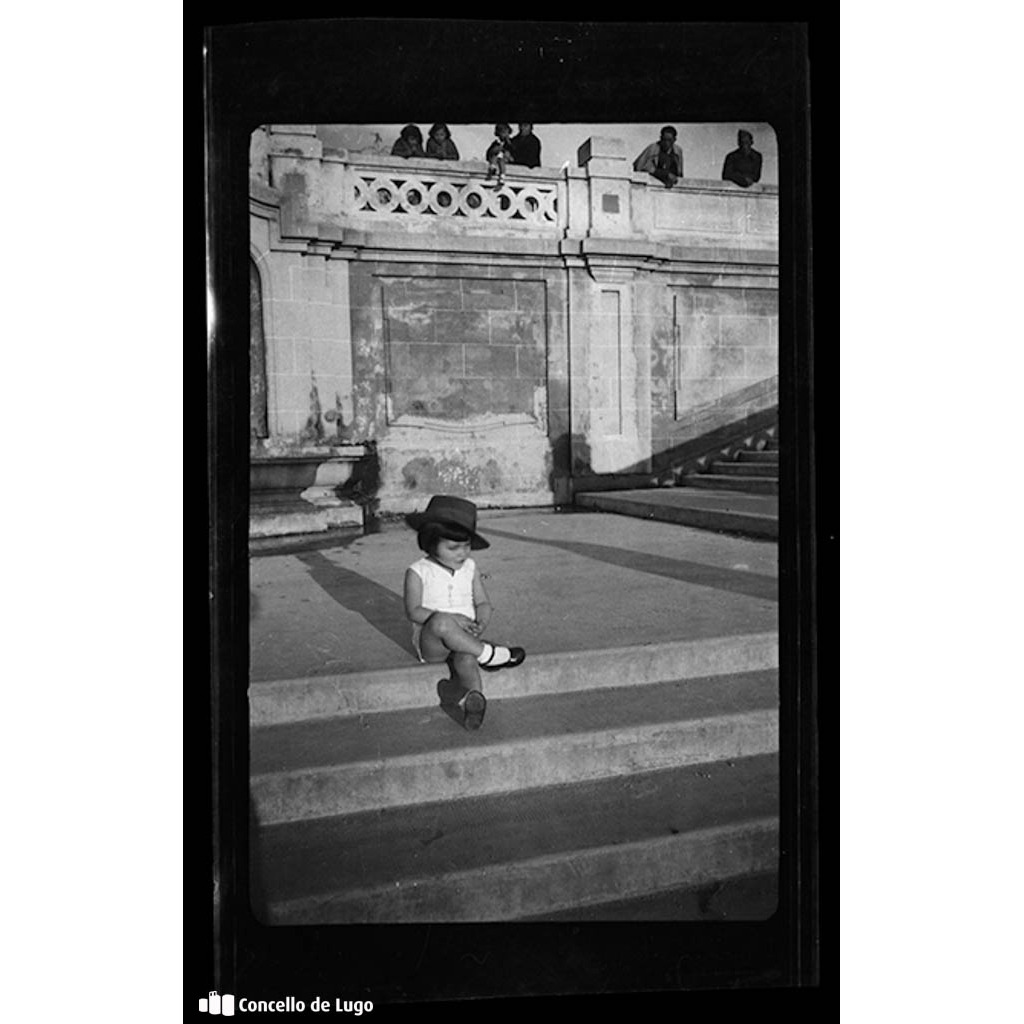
[417,521,473,554]
[494,122,511,135]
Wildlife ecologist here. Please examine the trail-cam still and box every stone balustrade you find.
[335,154,562,229]
[261,126,777,250]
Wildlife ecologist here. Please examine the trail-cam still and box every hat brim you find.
[405,511,490,550]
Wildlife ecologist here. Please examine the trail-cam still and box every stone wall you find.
[249,126,778,511]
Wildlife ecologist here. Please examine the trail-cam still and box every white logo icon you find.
[200,992,235,1016]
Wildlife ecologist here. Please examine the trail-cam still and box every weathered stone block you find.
[432,309,489,346]
[464,344,517,379]
[308,304,346,340]
[677,378,724,410]
[402,277,464,312]
[719,316,770,349]
[692,287,746,316]
[677,313,720,348]
[679,344,745,380]
[461,278,517,310]
[310,338,349,376]
[382,313,426,345]
[390,342,464,379]
[743,288,778,317]
[291,262,332,303]
[516,344,545,379]
[268,300,305,339]
[744,347,778,379]
[515,281,546,312]
[488,311,540,346]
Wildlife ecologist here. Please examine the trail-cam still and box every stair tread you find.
[694,474,779,482]
[257,754,779,903]
[576,489,778,515]
[251,668,778,776]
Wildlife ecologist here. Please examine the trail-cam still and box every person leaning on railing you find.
[721,130,762,188]
[426,122,460,160]
[633,125,684,188]
[391,124,426,159]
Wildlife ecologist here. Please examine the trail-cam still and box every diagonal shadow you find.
[295,550,416,656]
[483,527,778,602]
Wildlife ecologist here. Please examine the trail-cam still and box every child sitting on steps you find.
[403,495,526,730]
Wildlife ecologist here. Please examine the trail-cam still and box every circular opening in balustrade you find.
[376,188,392,204]
[524,196,538,213]
[426,182,458,216]
[466,193,482,209]
[406,189,422,206]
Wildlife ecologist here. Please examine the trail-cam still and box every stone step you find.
[256,753,779,923]
[735,450,780,464]
[708,461,780,478]
[574,491,778,539]
[249,632,778,726]
[684,475,779,496]
[522,869,778,921]
[251,668,778,824]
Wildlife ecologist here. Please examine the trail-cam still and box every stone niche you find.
[381,275,547,424]
[349,263,556,510]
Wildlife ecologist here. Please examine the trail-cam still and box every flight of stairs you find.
[250,633,779,923]
[683,433,779,496]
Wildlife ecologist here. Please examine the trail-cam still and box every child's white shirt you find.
[408,556,477,660]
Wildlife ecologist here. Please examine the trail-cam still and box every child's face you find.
[433,538,472,571]
[497,126,511,141]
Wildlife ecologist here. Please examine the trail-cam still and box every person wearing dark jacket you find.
[721,130,762,187]
[426,122,460,160]
[391,124,426,159]
[509,124,541,168]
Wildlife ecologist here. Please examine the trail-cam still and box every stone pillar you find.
[576,136,635,239]
[564,138,652,477]
[267,126,324,233]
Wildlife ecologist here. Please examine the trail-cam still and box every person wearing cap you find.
[633,125,684,188]
[404,495,526,730]
[721,129,762,188]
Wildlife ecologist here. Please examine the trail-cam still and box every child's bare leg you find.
[419,612,485,660]
[420,612,524,682]
[447,651,481,692]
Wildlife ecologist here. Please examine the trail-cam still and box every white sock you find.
[477,643,512,667]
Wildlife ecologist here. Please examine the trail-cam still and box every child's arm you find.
[404,568,435,625]
[471,572,493,635]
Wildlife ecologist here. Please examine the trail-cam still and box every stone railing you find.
[312,152,565,235]
[342,156,561,227]
[260,126,777,249]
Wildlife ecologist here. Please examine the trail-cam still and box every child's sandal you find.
[479,645,526,672]
[463,690,487,730]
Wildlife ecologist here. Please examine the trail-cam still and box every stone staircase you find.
[574,429,779,539]
[249,633,779,923]
[682,433,779,497]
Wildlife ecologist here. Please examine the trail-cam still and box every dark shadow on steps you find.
[295,550,417,656]
[483,527,777,602]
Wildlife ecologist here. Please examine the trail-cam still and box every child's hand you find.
[451,614,480,635]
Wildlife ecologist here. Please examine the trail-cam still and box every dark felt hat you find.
[405,495,490,550]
